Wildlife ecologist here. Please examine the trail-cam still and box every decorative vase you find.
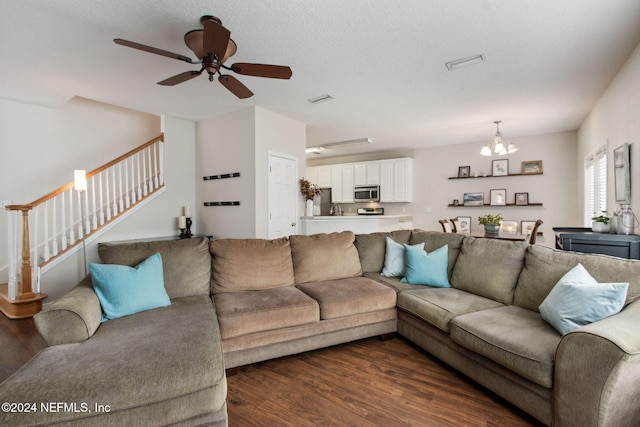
[306,199,314,216]
[591,221,609,233]
[484,224,500,234]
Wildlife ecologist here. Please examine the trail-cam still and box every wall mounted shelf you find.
[448,203,543,208]
[203,172,241,181]
[448,172,543,180]
[204,201,241,206]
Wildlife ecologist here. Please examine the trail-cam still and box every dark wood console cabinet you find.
[553,227,640,260]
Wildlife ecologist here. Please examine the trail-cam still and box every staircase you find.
[0,134,165,318]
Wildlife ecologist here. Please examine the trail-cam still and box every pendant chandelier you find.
[480,120,518,156]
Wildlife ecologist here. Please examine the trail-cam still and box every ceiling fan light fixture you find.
[184,29,237,62]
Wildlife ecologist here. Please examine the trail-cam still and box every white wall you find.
[196,106,305,239]
[578,41,640,224]
[0,97,198,299]
[306,130,578,246]
[255,107,306,238]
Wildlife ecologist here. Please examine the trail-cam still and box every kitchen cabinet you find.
[330,165,354,203]
[354,162,381,186]
[380,158,413,202]
[306,166,331,188]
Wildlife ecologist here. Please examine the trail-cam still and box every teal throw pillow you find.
[539,263,628,335]
[90,252,171,322]
[381,238,424,277]
[401,244,451,288]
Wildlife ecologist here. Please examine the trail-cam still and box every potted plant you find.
[478,213,502,234]
[591,211,610,233]
[299,178,321,216]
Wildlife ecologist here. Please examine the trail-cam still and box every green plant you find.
[591,211,610,225]
[478,213,502,225]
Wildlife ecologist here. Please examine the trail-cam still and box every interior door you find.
[268,152,298,239]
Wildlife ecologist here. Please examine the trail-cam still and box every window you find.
[584,145,607,226]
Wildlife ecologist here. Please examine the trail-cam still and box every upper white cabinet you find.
[354,162,381,186]
[307,158,411,203]
[306,166,331,188]
[330,165,354,203]
[380,158,413,202]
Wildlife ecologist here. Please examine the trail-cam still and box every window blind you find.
[584,145,607,226]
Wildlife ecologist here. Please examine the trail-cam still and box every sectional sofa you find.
[0,230,638,427]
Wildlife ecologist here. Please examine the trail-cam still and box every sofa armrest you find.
[34,276,102,346]
[554,299,640,427]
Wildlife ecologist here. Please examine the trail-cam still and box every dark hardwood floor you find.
[1,315,542,426]
[227,337,543,427]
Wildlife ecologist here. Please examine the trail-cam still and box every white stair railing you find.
[1,134,164,318]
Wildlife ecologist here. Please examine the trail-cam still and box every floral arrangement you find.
[299,178,322,201]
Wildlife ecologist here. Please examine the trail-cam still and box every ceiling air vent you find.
[307,94,334,104]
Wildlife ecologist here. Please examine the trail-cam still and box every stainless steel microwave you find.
[354,185,380,202]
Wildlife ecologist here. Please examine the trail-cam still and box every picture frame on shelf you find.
[521,220,537,235]
[492,159,509,176]
[458,166,471,178]
[463,192,484,206]
[500,220,518,232]
[456,216,471,233]
[515,192,529,206]
[521,160,543,174]
[490,189,506,206]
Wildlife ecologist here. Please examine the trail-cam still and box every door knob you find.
[291,222,296,227]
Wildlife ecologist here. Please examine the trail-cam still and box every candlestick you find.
[178,216,186,229]
[183,205,191,217]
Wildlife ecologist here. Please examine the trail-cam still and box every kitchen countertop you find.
[300,214,412,220]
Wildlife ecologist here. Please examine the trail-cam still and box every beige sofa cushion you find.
[98,237,211,299]
[214,287,319,339]
[296,276,396,319]
[451,305,561,388]
[289,232,362,284]
[210,237,294,293]
[451,237,528,304]
[514,244,640,312]
[354,230,412,273]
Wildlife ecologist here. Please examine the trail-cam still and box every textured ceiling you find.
[2,0,640,157]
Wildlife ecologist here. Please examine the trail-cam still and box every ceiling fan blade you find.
[114,38,196,64]
[158,70,202,86]
[231,63,293,79]
[202,18,231,60]
[218,74,253,99]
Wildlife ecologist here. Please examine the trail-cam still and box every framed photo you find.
[521,160,543,174]
[614,143,631,203]
[500,220,518,232]
[463,192,484,206]
[514,192,529,206]
[492,159,509,176]
[521,220,537,235]
[490,189,506,206]
[455,216,471,233]
[458,166,471,178]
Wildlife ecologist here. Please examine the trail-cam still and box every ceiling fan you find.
[114,15,292,99]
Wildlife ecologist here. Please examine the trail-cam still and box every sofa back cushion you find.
[98,237,211,299]
[354,230,412,273]
[289,231,362,283]
[514,244,640,312]
[451,237,528,304]
[409,231,466,279]
[210,237,294,294]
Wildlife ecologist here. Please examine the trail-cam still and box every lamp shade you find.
[74,170,87,191]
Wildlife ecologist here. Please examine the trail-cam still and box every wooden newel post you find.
[18,206,35,299]
[0,204,47,319]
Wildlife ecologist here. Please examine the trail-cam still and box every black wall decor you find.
[204,201,241,206]
[203,172,240,181]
